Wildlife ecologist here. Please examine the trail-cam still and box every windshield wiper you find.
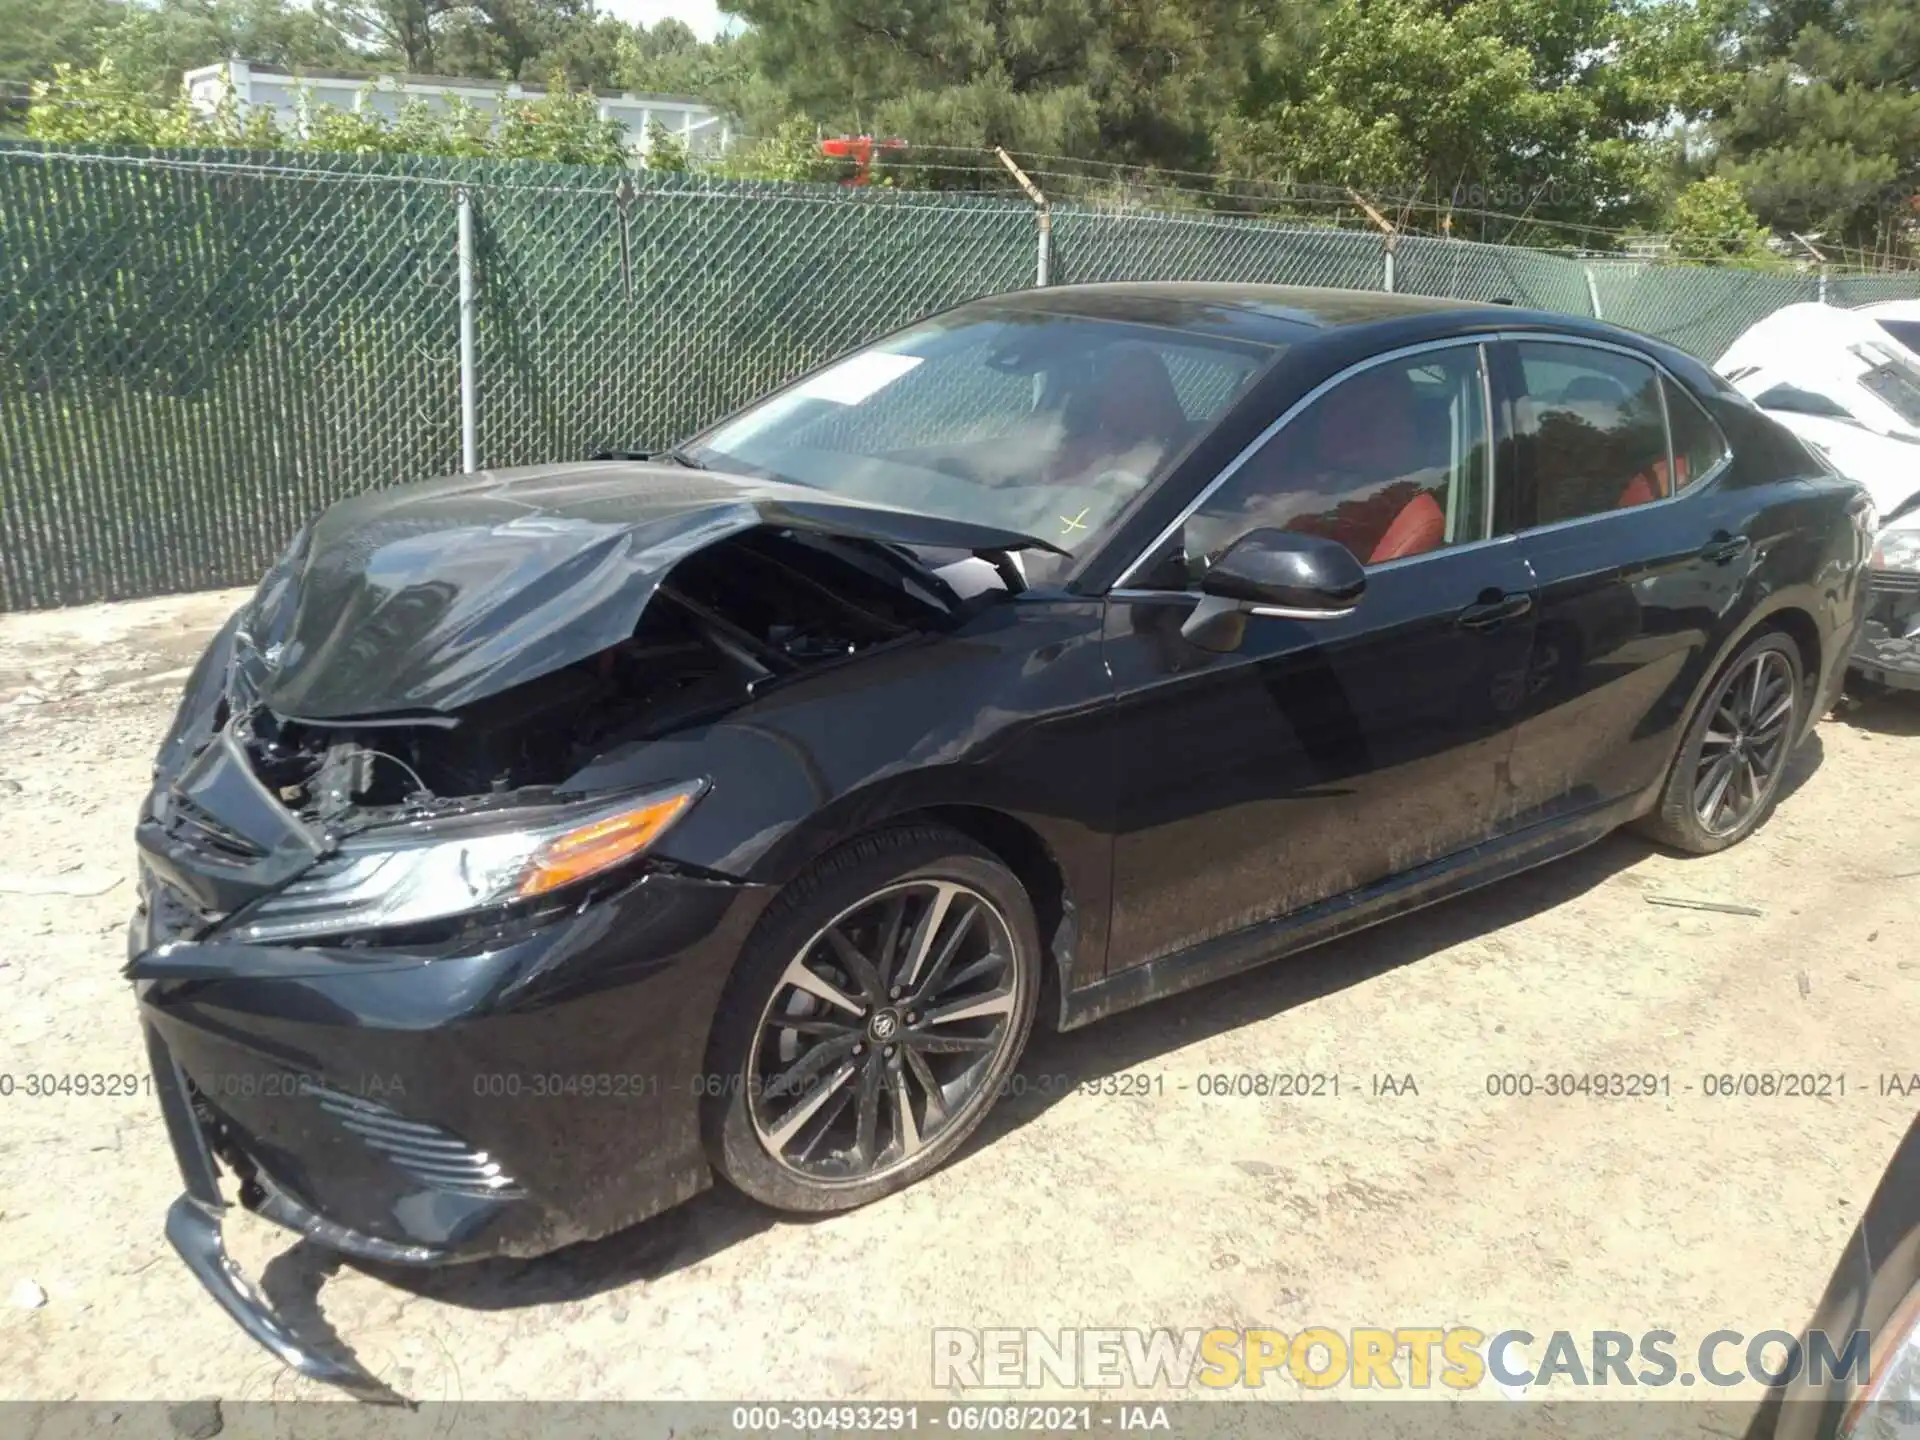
[589,446,706,468]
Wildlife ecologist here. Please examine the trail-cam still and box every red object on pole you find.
[819,135,906,186]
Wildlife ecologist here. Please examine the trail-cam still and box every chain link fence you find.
[5,142,1920,611]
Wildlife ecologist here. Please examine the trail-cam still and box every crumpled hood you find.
[242,461,1061,720]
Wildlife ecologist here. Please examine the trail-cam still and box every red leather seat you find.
[1369,491,1446,562]
[1617,473,1657,508]
[1310,371,1434,559]
[1617,455,1685,509]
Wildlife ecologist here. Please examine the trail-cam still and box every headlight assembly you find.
[1873,523,1920,574]
[219,780,706,944]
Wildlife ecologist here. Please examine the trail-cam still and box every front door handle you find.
[1700,533,1751,564]
[1457,590,1533,630]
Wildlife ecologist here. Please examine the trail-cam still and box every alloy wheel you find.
[1693,647,1796,837]
[748,879,1020,1184]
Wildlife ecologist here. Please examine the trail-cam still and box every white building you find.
[184,61,733,162]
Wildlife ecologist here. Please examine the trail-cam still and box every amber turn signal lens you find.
[517,789,699,898]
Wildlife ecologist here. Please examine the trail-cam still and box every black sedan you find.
[129,283,1873,1393]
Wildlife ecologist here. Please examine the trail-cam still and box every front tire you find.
[1636,631,1804,855]
[702,826,1041,1213]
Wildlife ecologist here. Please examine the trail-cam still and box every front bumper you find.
[1851,569,1920,690]
[147,1020,406,1401]
[133,863,773,1391]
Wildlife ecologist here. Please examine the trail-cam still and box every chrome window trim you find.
[1501,332,1735,539]
[1249,604,1359,622]
[1660,370,1736,487]
[1477,343,1498,542]
[1114,335,1495,590]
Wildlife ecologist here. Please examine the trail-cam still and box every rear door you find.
[1101,339,1540,973]
[1492,337,1754,828]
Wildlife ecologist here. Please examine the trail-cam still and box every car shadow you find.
[974,827,1657,1153]
[301,735,1831,1346]
[1833,687,1920,737]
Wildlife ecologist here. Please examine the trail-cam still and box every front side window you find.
[1514,343,1669,524]
[1169,345,1492,580]
[683,307,1278,563]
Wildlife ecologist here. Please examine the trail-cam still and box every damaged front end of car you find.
[125,462,1059,1395]
[1855,498,1920,692]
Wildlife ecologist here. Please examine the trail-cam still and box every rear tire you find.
[1635,631,1804,855]
[702,825,1040,1213]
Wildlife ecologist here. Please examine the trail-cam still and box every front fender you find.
[561,599,1117,980]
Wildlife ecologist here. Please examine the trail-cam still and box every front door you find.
[1102,340,1539,972]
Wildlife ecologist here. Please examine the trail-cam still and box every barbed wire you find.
[712,133,1920,265]
[6,91,1917,272]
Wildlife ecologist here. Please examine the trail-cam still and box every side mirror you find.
[1180,528,1366,652]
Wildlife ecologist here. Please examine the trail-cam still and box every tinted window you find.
[1663,376,1730,489]
[1754,383,1854,421]
[687,309,1276,558]
[1878,320,1920,361]
[1177,345,1491,576]
[1515,343,1668,524]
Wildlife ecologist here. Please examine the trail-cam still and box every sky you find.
[594,0,740,40]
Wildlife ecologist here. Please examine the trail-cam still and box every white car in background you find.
[1718,302,1920,693]
[1861,298,1920,364]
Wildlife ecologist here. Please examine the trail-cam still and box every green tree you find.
[709,114,832,180]
[313,0,453,72]
[101,0,357,92]
[1218,0,1736,242]
[1665,175,1782,263]
[641,118,690,170]
[1716,0,1920,253]
[0,0,122,85]
[722,0,1269,175]
[490,83,627,163]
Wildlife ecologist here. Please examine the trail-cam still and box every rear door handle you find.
[1457,591,1533,630]
[1700,533,1750,564]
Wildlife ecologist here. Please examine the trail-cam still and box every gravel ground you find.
[1,589,1917,1420]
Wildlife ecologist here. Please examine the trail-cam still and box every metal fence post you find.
[1585,266,1604,320]
[456,186,479,474]
[1382,240,1396,293]
[994,148,1050,286]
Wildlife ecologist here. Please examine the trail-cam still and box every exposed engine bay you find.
[232,528,1006,825]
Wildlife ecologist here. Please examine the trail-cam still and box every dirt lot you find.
[1,589,1917,1416]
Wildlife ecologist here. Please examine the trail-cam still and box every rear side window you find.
[1662,377,1731,490]
[1514,343,1671,526]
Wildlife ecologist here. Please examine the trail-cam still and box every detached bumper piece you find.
[145,1025,410,1405]
[163,1198,406,1404]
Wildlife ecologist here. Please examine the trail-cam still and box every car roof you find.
[971,282,1493,345]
